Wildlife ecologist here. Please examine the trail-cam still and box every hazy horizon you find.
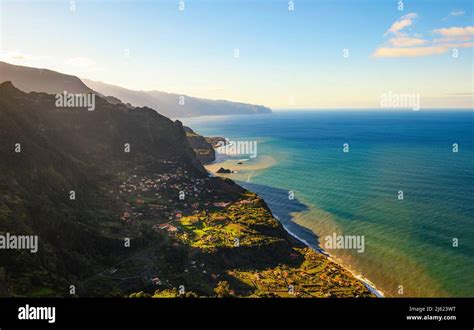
[1,0,473,109]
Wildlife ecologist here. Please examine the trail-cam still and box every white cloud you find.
[0,50,51,65]
[440,41,474,48]
[372,41,474,58]
[384,13,418,36]
[433,26,474,38]
[373,14,474,58]
[372,46,448,58]
[450,10,465,16]
[388,37,427,47]
[0,51,105,78]
[433,36,472,43]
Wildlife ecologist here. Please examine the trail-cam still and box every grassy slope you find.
[0,81,373,298]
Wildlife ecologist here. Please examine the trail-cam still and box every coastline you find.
[205,157,386,298]
[278,219,385,298]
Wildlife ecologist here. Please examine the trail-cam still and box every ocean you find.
[181,110,474,297]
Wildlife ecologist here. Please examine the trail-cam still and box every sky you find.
[0,0,473,109]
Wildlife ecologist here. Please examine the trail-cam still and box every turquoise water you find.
[181,111,474,297]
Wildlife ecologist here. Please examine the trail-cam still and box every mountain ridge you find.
[82,78,272,118]
[0,61,272,118]
[0,61,94,94]
[0,81,372,298]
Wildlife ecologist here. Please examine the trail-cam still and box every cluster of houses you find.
[154,223,178,234]
[113,163,225,239]
[212,201,231,208]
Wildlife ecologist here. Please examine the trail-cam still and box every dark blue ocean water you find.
[182,110,474,297]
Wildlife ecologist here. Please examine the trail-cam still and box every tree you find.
[214,281,233,298]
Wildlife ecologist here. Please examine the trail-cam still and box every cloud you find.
[433,36,473,43]
[0,51,105,79]
[372,46,448,58]
[433,26,474,38]
[388,36,427,47]
[450,10,465,16]
[373,14,474,58]
[384,13,418,36]
[0,50,51,64]
[442,10,467,21]
[0,50,27,61]
[372,41,474,58]
[441,41,474,48]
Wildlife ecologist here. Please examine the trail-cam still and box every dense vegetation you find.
[183,126,216,164]
[0,81,203,296]
[0,81,373,298]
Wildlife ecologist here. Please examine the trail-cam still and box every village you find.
[81,159,374,298]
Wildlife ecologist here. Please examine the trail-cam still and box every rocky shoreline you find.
[0,82,375,298]
[179,131,378,298]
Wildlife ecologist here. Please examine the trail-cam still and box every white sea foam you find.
[275,216,385,297]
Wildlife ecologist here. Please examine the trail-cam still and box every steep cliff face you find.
[0,81,373,298]
[0,81,206,295]
[0,81,205,173]
[183,126,216,165]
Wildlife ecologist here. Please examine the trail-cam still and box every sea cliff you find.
[0,81,373,298]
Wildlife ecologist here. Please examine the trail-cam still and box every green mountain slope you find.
[0,81,372,298]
